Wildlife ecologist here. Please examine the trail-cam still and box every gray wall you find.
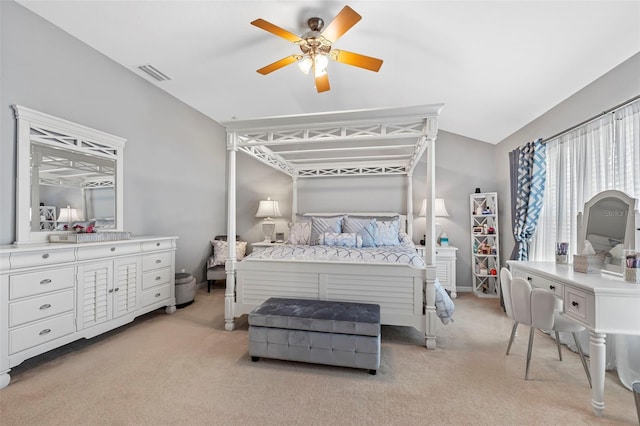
[0,1,227,282]
[494,52,640,267]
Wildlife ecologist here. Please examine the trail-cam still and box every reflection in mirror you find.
[578,190,640,274]
[14,105,126,244]
[31,143,116,232]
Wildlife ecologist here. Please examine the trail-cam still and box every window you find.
[531,99,640,261]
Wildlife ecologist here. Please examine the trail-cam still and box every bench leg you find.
[369,369,377,375]
[251,356,260,362]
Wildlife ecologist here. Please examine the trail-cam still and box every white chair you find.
[509,277,592,387]
[500,267,518,355]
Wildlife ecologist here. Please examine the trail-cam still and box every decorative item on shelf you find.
[275,232,284,243]
[256,197,282,242]
[624,250,640,283]
[475,187,481,193]
[555,242,569,264]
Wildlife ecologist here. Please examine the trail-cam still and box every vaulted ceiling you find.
[17,1,640,144]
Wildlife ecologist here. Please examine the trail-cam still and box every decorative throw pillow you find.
[319,232,361,248]
[310,215,344,245]
[287,222,311,245]
[343,216,377,247]
[210,240,247,266]
[398,231,413,246]
[374,219,401,246]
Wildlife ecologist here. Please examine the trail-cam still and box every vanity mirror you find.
[13,106,125,244]
[577,190,640,274]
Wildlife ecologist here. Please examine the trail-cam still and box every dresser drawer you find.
[9,312,75,355]
[76,243,140,261]
[141,284,171,307]
[9,267,75,300]
[10,249,75,269]
[142,240,173,252]
[142,267,171,290]
[564,286,591,324]
[531,275,563,298]
[142,252,172,272]
[9,289,75,327]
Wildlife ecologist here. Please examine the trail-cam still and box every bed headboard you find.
[302,212,408,233]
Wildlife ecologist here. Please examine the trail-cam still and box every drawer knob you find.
[155,259,161,264]
[40,278,52,285]
[110,247,116,252]
[155,276,161,281]
[156,242,160,247]
[42,253,50,259]
[39,328,51,336]
[155,292,161,297]
[39,303,52,310]
[114,287,119,292]
[572,301,579,307]
[549,285,555,290]
[526,277,532,281]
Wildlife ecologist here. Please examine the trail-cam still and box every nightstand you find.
[251,241,284,253]
[415,245,458,298]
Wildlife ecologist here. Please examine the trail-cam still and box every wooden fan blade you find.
[257,55,299,75]
[332,50,383,72]
[315,73,330,93]
[251,19,303,43]
[321,6,361,43]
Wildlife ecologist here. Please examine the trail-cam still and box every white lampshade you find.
[418,198,449,217]
[256,197,281,242]
[57,206,80,223]
[255,197,282,219]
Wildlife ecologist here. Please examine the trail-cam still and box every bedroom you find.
[1,1,639,424]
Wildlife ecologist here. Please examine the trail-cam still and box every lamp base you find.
[262,221,275,243]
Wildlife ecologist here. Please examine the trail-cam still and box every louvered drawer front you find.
[9,267,75,300]
[142,267,171,290]
[142,240,173,252]
[9,312,75,355]
[9,289,74,327]
[81,266,109,327]
[77,243,140,261]
[435,262,448,282]
[142,252,172,272]
[10,249,75,269]
[141,284,170,307]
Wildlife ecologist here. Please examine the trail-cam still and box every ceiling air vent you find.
[137,64,172,82]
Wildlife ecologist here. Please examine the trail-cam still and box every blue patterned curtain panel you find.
[510,138,546,260]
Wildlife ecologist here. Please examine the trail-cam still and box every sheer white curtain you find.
[531,99,640,260]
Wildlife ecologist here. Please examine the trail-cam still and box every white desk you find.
[508,261,640,416]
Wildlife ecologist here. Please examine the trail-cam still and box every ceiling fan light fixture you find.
[313,54,329,77]
[297,56,313,75]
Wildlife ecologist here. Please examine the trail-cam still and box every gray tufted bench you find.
[248,297,381,375]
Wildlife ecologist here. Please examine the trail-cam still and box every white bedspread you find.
[244,244,455,324]
[246,243,426,268]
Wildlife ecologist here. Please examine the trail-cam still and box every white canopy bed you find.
[222,104,446,349]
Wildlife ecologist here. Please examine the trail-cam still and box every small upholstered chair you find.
[500,268,518,355]
[206,235,245,292]
[509,276,592,387]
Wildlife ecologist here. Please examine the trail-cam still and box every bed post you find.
[292,176,298,221]
[406,174,413,239]
[424,129,438,349]
[225,131,237,332]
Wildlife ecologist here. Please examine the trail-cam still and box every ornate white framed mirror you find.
[577,189,640,274]
[13,105,126,244]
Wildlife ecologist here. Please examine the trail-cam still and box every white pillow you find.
[287,222,311,245]
[210,240,247,266]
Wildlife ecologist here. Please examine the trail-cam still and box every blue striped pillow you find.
[343,216,377,247]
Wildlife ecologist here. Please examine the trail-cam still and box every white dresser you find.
[416,245,458,298]
[0,236,177,389]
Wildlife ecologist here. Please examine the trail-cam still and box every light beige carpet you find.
[0,286,637,425]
